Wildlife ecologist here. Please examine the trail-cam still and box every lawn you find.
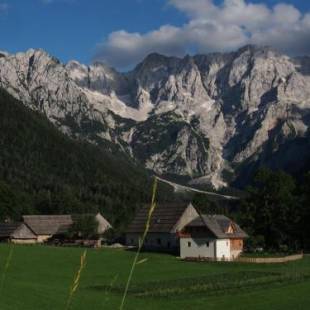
[0,244,309,310]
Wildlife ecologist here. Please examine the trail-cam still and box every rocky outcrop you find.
[0,45,309,188]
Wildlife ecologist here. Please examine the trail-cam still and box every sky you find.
[0,0,309,69]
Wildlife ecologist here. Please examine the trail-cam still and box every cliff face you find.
[1,45,309,188]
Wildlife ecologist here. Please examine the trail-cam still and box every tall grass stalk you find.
[102,274,119,307]
[119,177,158,310]
[65,250,87,310]
[0,243,14,297]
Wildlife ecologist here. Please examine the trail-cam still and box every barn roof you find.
[22,215,73,235]
[0,222,21,238]
[186,214,248,239]
[127,203,190,233]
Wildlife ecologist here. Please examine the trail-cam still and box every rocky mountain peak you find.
[0,45,309,189]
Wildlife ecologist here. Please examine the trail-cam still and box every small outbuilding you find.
[179,214,248,261]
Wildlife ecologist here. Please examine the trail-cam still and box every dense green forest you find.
[193,169,310,251]
[0,89,171,230]
[238,169,310,251]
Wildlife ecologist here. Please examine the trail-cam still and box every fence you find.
[236,253,303,264]
[182,253,303,263]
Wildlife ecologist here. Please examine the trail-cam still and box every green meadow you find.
[0,245,310,310]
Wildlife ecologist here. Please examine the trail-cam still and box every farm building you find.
[0,213,112,245]
[23,213,112,243]
[126,203,199,251]
[0,222,37,244]
[179,214,248,261]
[22,215,74,243]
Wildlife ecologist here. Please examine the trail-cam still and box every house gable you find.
[11,223,37,240]
[172,203,199,233]
[95,213,112,234]
[226,223,235,234]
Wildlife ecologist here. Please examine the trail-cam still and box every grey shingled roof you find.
[187,214,248,239]
[127,203,190,233]
[23,215,73,235]
[0,223,21,238]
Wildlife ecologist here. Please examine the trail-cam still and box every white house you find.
[179,214,248,261]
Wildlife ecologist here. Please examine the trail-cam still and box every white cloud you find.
[95,25,187,69]
[94,0,310,68]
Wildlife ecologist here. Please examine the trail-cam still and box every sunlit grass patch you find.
[87,270,310,299]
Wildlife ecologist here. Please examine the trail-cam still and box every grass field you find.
[0,245,310,310]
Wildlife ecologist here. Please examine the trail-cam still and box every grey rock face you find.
[0,45,309,188]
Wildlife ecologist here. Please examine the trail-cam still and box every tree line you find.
[0,89,172,231]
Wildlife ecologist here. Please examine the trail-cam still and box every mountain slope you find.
[0,88,162,226]
[0,46,309,189]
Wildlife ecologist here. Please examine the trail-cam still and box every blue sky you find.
[0,0,309,68]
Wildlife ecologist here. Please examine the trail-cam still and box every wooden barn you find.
[179,214,248,261]
[0,222,37,244]
[22,213,112,243]
[0,212,112,245]
[126,203,199,251]
[23,215,74,243]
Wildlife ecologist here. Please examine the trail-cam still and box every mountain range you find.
[0,45,309,189]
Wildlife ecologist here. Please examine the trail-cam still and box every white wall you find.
[180,238,235,260]
[180,237,216,259]
[37,235,52,243]
[215,239,231,260]
[11,239,37,245]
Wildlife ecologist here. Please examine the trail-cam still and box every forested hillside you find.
[0,89,170,229]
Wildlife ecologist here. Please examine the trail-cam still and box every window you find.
[157,238,161,245]
[167,241,170,248]
[206,241,209,247]
[130,239,134,244]
[188,241,191,247]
